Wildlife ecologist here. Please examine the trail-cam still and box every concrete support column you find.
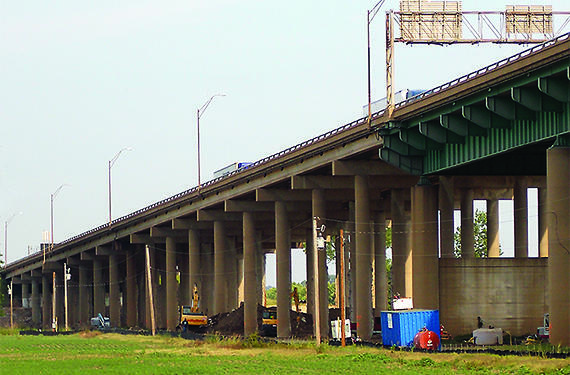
[374,211,387,315]
[42,273,51,329]
[275,200,291,338]
[178,248,189,307]
[355,176,372,340]
[538,188,549,257]
[165,236,177,331]
[78,265,90,327]
[305,228,315,320]
[313,189,329,339]
[460,189,474,258]
[145,245,156,329]
[201,243,214,315]
[22,282,30,308]
[547,144,570,346]
[439,176,455,258]
[31,279,41,326]
[348,201,356,320]
[256,231,264,305]
[487,199,500,258]
[126,249,137,327]
[514,181,528,258]
[188,229,201,306]
[411,181,439,309]
[214,221,226,314]
[226,236,238,311]
[391,189,408,297]
[238,254,244,305]
[109,254,120,327]
[93,258,105,316]
[243,211,257,336]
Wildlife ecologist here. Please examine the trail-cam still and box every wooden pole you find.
[339,229,346,347]
[312,217,321,345]
[145,245,156,336]
[64,263,68,331]
[9,281,13,329]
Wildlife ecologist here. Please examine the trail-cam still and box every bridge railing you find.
[393,32,570,110]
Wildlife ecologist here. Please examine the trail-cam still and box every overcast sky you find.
[2,1,568,284]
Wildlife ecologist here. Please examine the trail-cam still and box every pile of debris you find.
[209,303,314,337]
[0,307,33,328]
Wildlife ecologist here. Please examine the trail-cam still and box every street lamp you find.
[108,147,133,226]
[197,94,226,189]
[367,0,387,125]
[50,184,69,251]
[4,211,22,267]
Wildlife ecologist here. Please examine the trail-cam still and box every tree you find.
[454,209,488,257]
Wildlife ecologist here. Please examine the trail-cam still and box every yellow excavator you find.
[177,284,208,331]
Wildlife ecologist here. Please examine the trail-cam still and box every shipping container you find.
[380,309,440,348]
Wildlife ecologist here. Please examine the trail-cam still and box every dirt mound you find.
[0,307,33,328]
[208,304,314,337]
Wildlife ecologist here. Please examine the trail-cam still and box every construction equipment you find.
[90,313,110,330]
[260,308,277,337]
[177,284,208,331]
[537,313,550,338]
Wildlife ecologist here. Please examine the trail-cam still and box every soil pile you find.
[209,303,314,337]
[0,307,33,328]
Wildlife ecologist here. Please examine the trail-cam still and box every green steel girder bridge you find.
[2,33,570,345]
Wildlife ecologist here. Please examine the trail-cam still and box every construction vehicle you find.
[177,284,208,331]
[537,313,550,339]
[90,313,110,330]
[260,308,277,337]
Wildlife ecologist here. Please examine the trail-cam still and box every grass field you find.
[0,331,569,375]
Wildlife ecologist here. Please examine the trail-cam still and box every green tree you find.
[454,209,488,257]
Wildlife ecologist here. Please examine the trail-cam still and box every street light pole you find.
[108,147,132,226]
[197,94,226,189]
[4,212,22,267]
[367,0,387,126]
[50,184,69,253]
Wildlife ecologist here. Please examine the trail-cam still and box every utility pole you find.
[145,245,156,336]
[64,263,71,330]
[339,229,346,347]
[8,281,13,329]
[312,217,321,345]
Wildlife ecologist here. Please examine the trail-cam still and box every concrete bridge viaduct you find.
[3,33,570,345]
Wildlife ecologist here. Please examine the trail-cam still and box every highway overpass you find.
[3,33,570,345]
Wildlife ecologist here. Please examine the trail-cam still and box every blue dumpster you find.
[381,309,440,348]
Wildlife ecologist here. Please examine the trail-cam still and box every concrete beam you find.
[129,233,150,244]
[30,269,42,279]
[332,160,407,176]
[42,262,60,273]
[150,227,186,239]
[171,218,211,230]
[197,210,244,222]
[224,200,274,212]
[95,245,114,256]
[256,189,311,202]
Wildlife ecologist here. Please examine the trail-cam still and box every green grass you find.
[0,332,569,374]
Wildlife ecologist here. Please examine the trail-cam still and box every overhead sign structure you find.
[381,1,569,117]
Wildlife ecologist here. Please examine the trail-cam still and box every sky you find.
[2,0,568,285]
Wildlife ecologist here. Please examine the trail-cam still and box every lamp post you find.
[108,147,132,226]
[4,211,22,267]
[367,0,387,125]
[197,94,226,189]
[50,184,69,251]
